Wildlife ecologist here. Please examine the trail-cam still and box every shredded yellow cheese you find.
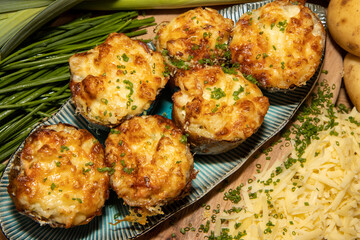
[216,108,360,239]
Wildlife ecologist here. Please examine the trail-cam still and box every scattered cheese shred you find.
[216,108,360,240]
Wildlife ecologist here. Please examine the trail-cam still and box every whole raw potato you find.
[344,53,360,111]
[327,0,360,57]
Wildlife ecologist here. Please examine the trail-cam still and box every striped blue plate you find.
[0,1,326,239]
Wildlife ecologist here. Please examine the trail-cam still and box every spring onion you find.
[0,0,84,60]
[0,1,53,13]
[77,0,258,10]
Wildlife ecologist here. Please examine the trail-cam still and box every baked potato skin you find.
[344,53,360,111]
[230,0,325,90]
[105,115,196,209]
[155,7,233,70]
[327,0,360,57]
[70,33,169,127]
[172,65,269,155]
[7,123,109,228]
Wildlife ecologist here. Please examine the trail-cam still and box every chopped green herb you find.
[281,61,285,69]
[100,98,108,105]
[212,104,220,113]
[276,20,288,32]
[233,86,245,100]
[123,80,134,109]
[122,53,129,62]
[97,166,115,175]
[180,135,188,144]
[72,197,82,203]
[110,129,121,134]
[123,167,134,174]
[210,87,226,100]
[243,74,258,85]
[215,42,228,50]
[60,145,69,152]
[83,167,91,175]
[192,44,200,50]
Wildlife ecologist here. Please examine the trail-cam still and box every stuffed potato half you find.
[105,115,196,222]
[7,123,109,228]
[154,7,233,71]
[172,65,269,154]
[230,0,325,90]
[69,33,169,127]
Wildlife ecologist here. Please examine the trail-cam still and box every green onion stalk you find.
[76,0,258,10]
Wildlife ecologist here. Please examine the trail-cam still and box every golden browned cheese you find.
[155,7,233,70]
[7,123,109,228]
[69,33,169,127]
[230,0,325,90]
[105,115,196,213]
[172,65,269,154]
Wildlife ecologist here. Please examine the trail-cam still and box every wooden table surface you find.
[1,1,348,240]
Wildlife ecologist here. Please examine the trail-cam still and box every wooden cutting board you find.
[134,25,345,240]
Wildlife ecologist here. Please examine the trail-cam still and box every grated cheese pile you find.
[215,107,360,240]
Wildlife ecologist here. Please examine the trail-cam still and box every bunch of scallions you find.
[0,7,156,173]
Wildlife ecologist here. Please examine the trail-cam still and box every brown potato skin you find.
[327,0,360,57]
[7,123,109,228]
[344,53,360,111]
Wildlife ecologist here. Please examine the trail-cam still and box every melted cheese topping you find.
[7,123,109,228]
[155,7,233,69]
[216,108,360,239]
[230,0,325,89]
[105,115,196,215]
[69,33,169,127]
[172,65,269,154]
